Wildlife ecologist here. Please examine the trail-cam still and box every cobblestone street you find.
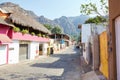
[0,46,83,80]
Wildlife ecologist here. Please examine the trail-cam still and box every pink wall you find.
[0,24,50,42]
[0,24,10,34]
[7,29,13,39]
[12,31,50,42]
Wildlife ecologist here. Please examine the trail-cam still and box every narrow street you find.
[0,46,83,80]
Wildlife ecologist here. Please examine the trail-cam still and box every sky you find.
[0,0,101,20]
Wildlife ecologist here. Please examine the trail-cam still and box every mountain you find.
[68,15,90,33]
[0,2,90,36]
[38,16,59,27]
[68,15,90,27]
[39,15,89,35]
[54,16,77,35]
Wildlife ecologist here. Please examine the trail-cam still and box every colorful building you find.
[0,4,51,65]
[49,33,71,53]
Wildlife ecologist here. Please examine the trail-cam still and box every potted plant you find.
[42,35,45,38]
[31,32,35,36]
[13,27,20,32]
[21,29,29,34]
[37,33,42,37]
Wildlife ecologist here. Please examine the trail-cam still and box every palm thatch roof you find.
[0,3,51,34]
[9,13,51,34]
[0,17,13,27]
[0,8,8,13]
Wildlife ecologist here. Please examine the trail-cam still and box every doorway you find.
[19,44,28,61]
[39,44,43,55]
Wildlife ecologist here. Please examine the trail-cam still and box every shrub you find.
[13,27,20,32]
[21,29,29,34]
[42,35,45,37]
[31,32,35,36]
[37,33,41,37]
[46,36,49,38]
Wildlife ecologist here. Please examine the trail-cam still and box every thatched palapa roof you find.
[0,2,51,34]
[9,13,51,34]
[0,17,13,27]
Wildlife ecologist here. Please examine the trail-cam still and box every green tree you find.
[80,0,108,24]
[80,0,108,16]
[51,26,62,34]
[44,24,52,31]
[85,16,107,24]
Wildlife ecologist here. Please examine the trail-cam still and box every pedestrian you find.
[50,47,54,54]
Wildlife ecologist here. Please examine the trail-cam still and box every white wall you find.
[82,24,106,43]
[82,24,91,43]
[91,24,106,34]
[50,39,54,46]
[53,43,61,52]
[29,42,39,60]
[60,44,65,49]
[83,43,90,64]
[42,43,48,56]
[57,44,60,51]
[0,45,7,65]
[8,40,19,64]
[53,43,57,51]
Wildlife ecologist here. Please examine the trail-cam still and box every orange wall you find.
[108,0,120,80]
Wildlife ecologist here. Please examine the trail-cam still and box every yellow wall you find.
[99,31,108,79]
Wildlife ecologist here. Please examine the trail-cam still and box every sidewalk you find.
[80,56,104,80]
[81,71,100,80]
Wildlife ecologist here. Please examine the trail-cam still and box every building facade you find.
[0,7,50,65]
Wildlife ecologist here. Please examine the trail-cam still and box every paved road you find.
[0,46,82,80]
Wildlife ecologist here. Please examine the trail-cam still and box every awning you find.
[0,34,12,43]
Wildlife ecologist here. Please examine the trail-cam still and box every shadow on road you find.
[30,47,82,80]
